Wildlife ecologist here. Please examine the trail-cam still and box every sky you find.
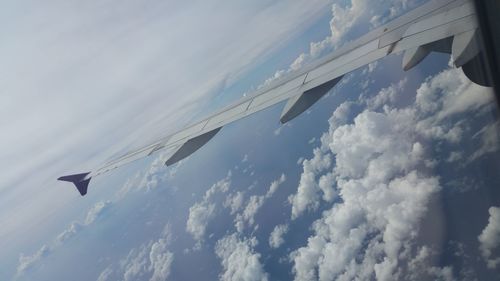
[0,0,332,250]
[2,0,500,280]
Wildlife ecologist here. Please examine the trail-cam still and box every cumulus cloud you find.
[478,206,500,269]
[186,202,216,243]
[149,237,175,281]
[215,233,268,281]
[289,149,331,219]
[366,78,407,110]
[269,224,289,249]
[225,191,245,215]
[118,223,174,281]
[235,174,286,232]
[186,173,231,244]
[289,63,495,280]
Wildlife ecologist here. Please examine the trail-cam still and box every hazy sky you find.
[0,0,332,248]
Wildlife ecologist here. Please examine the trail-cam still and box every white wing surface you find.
[59,0,488,196]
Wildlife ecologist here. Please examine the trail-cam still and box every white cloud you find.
[469,121,500,162]
[56,221,83,243]
[119,223,174,281]
[235,174,286,232]
[225,191,245,215]
[413,62,494,145]
[15,200,113,277]
[186,201,216,243]
[273,0,421,77]
[122,245,149,281]
[267,174,286,197]
[85,200,112,225]
[366,78,407,110]
[15,245,50,277]
[186,173,231,244]
[96,267,113,281]
[478,206,500,269]
[289,63,495,280]
[215,233,268,281]
[148,238,174,281]
[269,224,289,249]
[290,148,331,219]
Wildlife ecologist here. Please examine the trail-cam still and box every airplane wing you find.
[59,0,488,196]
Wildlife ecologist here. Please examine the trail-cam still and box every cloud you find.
[186,202,216,243]
[56,221,83,243]
[289,63,496,280]
[235,174,286,232]
[15,245,50,277]
[96,266,113,281]
[122,245,149,281]
[118,223,174,281]
[469,121,500,162]
[0,0,332,252]
[289,149,331,219]
[186,173,231,244]
[366,78,407,110]
[224,191,245,215]
[148,237,174,281]
[84,200,112,225]
[269,224,289,249]
[478,206,500,269]
[267,174,286,197]
[215,233,268,281]
[15,200,113,277]
[273,0,422,76]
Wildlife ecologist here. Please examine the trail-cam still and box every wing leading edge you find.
[60,0,489,196]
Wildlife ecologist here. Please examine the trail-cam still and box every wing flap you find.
[280,76,344,124]
[165,127,222,166]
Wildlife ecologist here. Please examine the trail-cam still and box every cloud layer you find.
[289,63,496,280]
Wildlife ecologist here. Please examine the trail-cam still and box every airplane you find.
[58,0,496,196]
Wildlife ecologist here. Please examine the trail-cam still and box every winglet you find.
[58,172,92,196]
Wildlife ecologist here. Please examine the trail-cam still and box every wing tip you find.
[58,172,92,196]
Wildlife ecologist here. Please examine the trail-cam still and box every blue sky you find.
[2,0,500,280]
